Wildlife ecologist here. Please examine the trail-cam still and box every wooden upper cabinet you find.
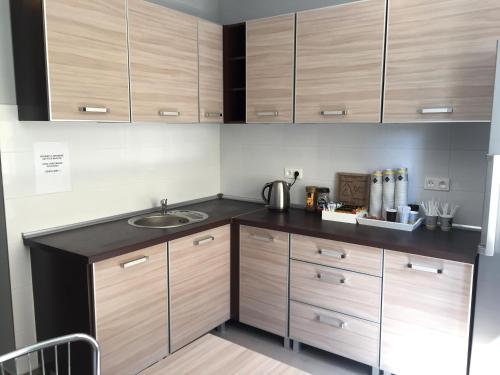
[246,14,295,124]
[128,0,199,123]
[94,244,168,375]
[199,20,224,123]
[44,0,130,121]
[384,0,500,123]
[295,0,386,123]
[381,250,473,375]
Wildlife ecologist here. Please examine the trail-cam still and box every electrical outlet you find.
[424,177,450,191]
[284,168,303,180]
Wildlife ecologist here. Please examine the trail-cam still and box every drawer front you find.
[290,260,381,322]
[381,250,473,375]
[169,225,230,352]
[290,301,380,367]
[94,244,168,375]
[291,234,382,276]
[239,226,289,337]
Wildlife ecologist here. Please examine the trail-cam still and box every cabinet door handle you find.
[256,111,279,117]
[193,235,215,246]
[318,248,346,259]
[121,256,149,269]
[249,234,274,242]
[159,111,180,117]
[317,314,346,329]
[316,272,346,285]
[205,112,223,118]
[407,263,443,274]
[321,110,347,116]
[79,106,109,114]
[418,107,453,114]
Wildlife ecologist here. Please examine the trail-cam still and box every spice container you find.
[305,186,318,212]
[316,187,330,211]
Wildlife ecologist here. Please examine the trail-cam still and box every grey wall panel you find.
[0,0,16,105]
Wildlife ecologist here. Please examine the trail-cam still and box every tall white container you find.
[395,167,408,208]
[369,170,383,218]
[382,169,395,219]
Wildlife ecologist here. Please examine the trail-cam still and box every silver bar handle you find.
[407,263,443,274]
[256,111,279,117]
[79,106,109,113]
[249,234,274,242]
[318,248,346,259]
[316,272,346,285]
[121,256,149,269]
[317,314,346,329]
[418,107,453,114]
[321,110,347,116]
[205,112,223,118]
[193,235,215,246]
[159,111,180,117]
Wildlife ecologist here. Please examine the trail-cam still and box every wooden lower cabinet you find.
[94,244,169,375]
[290,301,380,367]
[239,226,289,337]
[380,250,474,375]
[169,225,231,352]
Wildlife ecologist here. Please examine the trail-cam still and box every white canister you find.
[369,170,383,218]
[395,167,408,208]
[382,169,395,219]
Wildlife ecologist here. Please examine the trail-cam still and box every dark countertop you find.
[234,208,480,264]
[24,198,264,263]
[25,198,480,265]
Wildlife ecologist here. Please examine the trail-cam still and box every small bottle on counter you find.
[316,187,330,212]
[305,186,318,212]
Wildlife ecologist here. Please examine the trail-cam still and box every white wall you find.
[221,123,489,227]
[0,105,221,358]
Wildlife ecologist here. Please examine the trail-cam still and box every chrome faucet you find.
[160,198,168,215]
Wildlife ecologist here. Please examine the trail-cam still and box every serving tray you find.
[357,216,423,232]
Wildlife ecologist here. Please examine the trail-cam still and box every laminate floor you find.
[214,321,373,375]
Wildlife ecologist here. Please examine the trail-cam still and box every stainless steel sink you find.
[128,210,209,229]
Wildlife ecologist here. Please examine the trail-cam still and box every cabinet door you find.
[246,14,295,124]
[381,250,473,375]
[94,244,168,375]
[384,0,500,123]
[199,20,224,123]
[128,0,198,123]
[239,226,289,337]
[169,225,230,352]
[295,0,386,123]
[44,0,130,121]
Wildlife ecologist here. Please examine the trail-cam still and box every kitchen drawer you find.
[381,250,473,375]
[290,301,380,367]
[239,226,289,337]
[291,234,382,276]
[170,225,230,352]
[290,260,381,322]
[94,244,168,375]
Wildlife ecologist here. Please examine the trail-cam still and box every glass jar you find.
[305,186,318,212]
[317,187,330,211]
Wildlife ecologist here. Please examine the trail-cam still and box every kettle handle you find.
[262,183,272,204]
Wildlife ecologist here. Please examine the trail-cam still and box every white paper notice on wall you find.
[34,142,72,194]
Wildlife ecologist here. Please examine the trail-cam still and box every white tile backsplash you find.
[0,104,221,351]
[221,122,490,226]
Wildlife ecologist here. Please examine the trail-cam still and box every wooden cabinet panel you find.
[381,250,473,375]
[128,0,198,123]
[239,226,289,337]
[199,20,224,123]
[290,260,381,322]
[295,0,386,123]
[290,301,380,367]
[384,0,500,123]
[169,225,230,352]
[291,234,383,276]
[94,244,168,375]
[44,0,130,121]
[246,14,295,124]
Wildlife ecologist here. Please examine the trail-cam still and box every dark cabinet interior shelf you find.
[223,23,246,124]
